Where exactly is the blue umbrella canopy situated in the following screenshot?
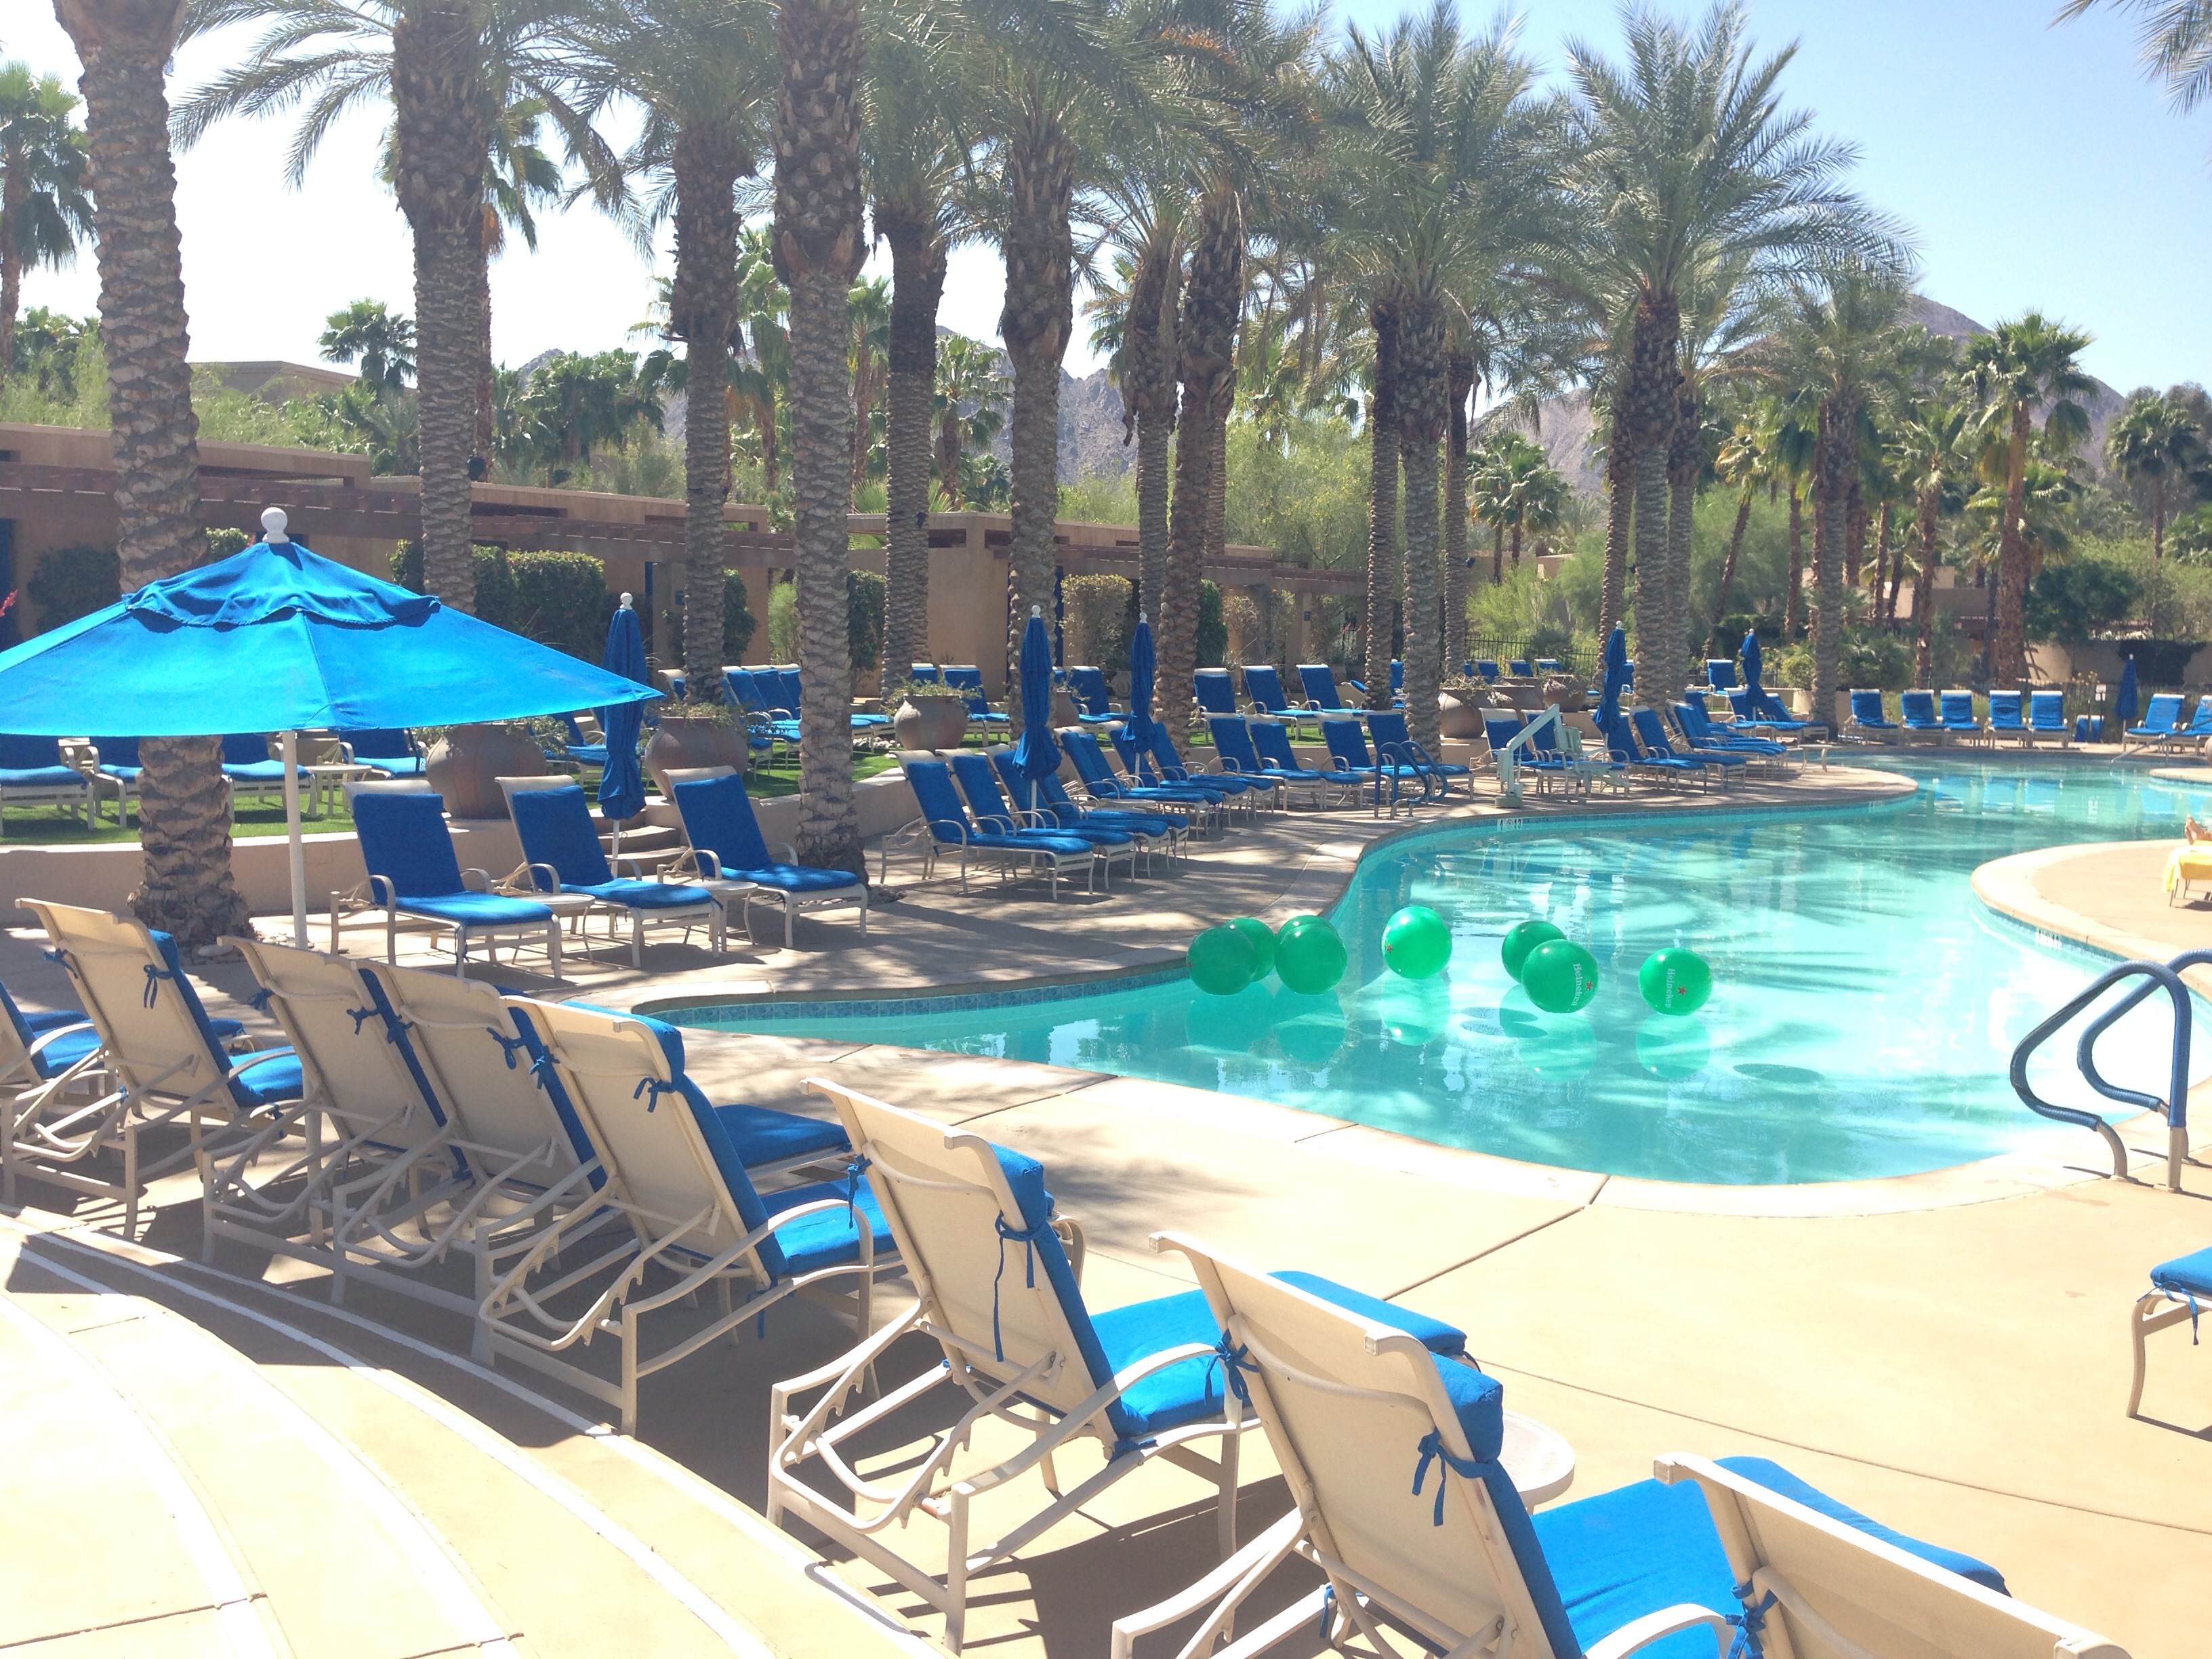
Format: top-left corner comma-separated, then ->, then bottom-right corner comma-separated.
1012,607 -> 1061,779
0,532 -> 661,735
2116,655 -> 2139,735
1595,624 -> 1629,744
1125,615 -> 1158,756
595,598 -> 649,822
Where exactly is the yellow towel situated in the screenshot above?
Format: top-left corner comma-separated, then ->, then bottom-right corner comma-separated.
2163,845 -> 2212,895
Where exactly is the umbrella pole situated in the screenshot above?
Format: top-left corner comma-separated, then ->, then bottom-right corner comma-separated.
281,730 -> 308,947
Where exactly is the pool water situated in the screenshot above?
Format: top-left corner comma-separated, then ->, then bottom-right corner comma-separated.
671,757 -> 2212,1185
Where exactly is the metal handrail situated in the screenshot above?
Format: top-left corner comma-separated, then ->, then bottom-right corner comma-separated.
2011,952 -> 2200,1190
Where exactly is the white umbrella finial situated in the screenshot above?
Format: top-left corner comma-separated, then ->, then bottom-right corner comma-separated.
261,507 -> 290,544
1139,611 -> 1149,625
619,592 -> 634,609
1031,604 -> 1042,619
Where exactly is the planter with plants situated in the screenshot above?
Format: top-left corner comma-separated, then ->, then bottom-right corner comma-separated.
645,698 -> 749,794
1437,680 -> 1494,739
882,678 -> 971,751
420,721 -> 551,819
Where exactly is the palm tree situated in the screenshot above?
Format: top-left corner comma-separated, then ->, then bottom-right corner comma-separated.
1442,342 -> 1473,670
319,298 -> 417,389
846,274 -> 891,499
1556,2 -> 1896,683
2056,1 -> 2212,111
2107,388 -> 2204,580
0,63 -> 94,383
1959,312 -> 2094,682
731,224 -> 790,495
1705,401 -> 1767,651
932,333 -> 1006,510
176,0 -> 602,613
56,0 -> 248,948
775,0 -> 867,872
1890,396 -> 1974,686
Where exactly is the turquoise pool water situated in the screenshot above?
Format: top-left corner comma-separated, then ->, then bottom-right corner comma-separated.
669,758 -> 2212,1185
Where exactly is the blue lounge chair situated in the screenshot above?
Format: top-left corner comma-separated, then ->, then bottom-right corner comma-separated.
896,756 -> 1105,897
1366,710 -> 1471,796
1065,665 -> 1126,725
1240,663 -> 1315,735
726,669 -> 799,756
941,665 -> 1010,727
1208,716 -> 1355,808
78,735 -> 142,823
1389,658 -> 1405,699
1845,689 -> 1898,739
1119,723 -> 1275,813
2182,693 -> 2212,745
1671,701 -> 1790,775
774,1082 -> 1482,1652
1472,659 -> 1500,682
1633,705 -> 1748,783
11,899 -> 302,1235
1601,709 -> 1713,789
1296,663 -> 1366,716
1192,668 -> 1240,717
1060,729 -> 1226,830
910,662 -> 941,683
1532,657 -> 1561,675
1321,717 -> 1425,784
1483,712 -> 1572,796
219,732 -> 312,804
668,770 -> 869,947
342,727 -> 430,779
348,790 -> 563,975
1099,728 -> 1235,807
2028,689 -> 2072,745
1723,687 -> 1814,734
951,751 -> 1138,883
991,752 -> 1183,867
1985,689 -> 2028,743
0,733 -> 92,825
2126,691 -> 2187,752
1245,719 -> 1368,800
1507,657 -> 1533,676
544,716 -> 607,771
1706,658 -> 1741,693
2131,1242 -> 2212,1417
506,782 -> 725,965
764,665 -> 891,737
1939,690 -> 1983,741
1118,1234 -> 2068,1659
1900,689 -> 1944,738
1,975 -> 241,1092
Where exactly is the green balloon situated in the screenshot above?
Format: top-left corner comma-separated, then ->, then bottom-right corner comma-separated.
1274,915 -> 1348,995
1637,947 -> 1714,1015
1227,916 -> 1277,979
1521,939 -> 1599,1013
1187,924 -> 1258,996
1382,905 -> 1453,979
1500,919 -> 1565,982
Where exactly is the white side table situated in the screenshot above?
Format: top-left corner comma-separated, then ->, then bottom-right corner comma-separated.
1500,1410 -> 1576,1506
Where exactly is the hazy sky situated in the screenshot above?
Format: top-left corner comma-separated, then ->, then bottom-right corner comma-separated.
7,0 -> 2209,393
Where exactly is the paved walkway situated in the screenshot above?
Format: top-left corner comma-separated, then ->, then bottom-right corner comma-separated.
3,762 -> 2207,1658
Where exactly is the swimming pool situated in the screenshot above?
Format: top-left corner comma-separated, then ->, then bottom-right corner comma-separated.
666,757 -> 2212,1185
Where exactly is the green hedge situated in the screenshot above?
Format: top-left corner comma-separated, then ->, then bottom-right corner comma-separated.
848,569 -> 885,672
26,544 -> 119,631
392,543 -> 617,659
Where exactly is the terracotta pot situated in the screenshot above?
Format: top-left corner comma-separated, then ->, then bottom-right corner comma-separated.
1438,692 -> 1486,741
644,716 -> 747,797
895,695 -> 970,751
426,723 -> 546,819
1540,676 -> 1588,713
1051,687 -> 1082,729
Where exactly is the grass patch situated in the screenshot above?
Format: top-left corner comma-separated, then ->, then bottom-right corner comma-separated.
1,791 -> 363,845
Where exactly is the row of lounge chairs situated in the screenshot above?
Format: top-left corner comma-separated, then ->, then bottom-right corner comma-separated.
0,939 -> 2135,1655
0,729 -> 429,827
1843,687 -> 2212,751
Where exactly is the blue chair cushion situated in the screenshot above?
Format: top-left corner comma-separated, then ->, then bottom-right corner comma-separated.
0,766 -> 85,789
226,1048 -> 304,1110
394,892 -> 555,926
565,878 -> 718,911
1270,1270 -> 1468,1358
1713,1456 -> 2007,1594
726,864 -> 863,895
1532,1473 -> 1729,1658
712,1102 -> 851,1167
355,793 -> 468,897
762,1179 -> 896,1277
2152,1245 -> 2212,1300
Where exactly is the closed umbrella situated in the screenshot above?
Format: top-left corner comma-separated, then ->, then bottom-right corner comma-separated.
1126,613 -> 1158,759
2114,654 -> 2139,744
1741,627 -> 1784,722
595,596 -> 649,840
1596,623 -> 1630,747
0,509 -> 661,945
1012,606 -> 1061,780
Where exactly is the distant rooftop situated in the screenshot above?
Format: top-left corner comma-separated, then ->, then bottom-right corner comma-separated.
192,360 -> 359,403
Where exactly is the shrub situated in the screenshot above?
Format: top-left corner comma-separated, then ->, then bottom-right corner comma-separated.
1197,579 -> 1227,668
390,542 -> 617,659
848,569 -> 886,672
722,571 -> 756,660
26,544 -> 118,632
1063,573 -> 1132,673
766,579 -> 798,661
207,527 -> 251,559
2025,560 -> 2141,645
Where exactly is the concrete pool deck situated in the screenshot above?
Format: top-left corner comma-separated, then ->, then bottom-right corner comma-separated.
2,756 -> 2207,1658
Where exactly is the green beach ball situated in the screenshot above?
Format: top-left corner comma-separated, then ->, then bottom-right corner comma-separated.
1187,924 -> 1258,996
1274,915 -> 1349,995
1382,905 -> 1452,979
1521,939 -> 1600,1013
1500,919 -> 1564,982
1227,916 -> 1277,979
1637,947 -> 1714,1015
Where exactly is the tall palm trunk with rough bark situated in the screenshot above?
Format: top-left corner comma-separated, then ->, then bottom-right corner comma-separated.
998,91 -> 1074,736
1912,484 -> 1939,687
0,168 -> 25,378
1625,294 -> 1679,689
1599,417 -> 1631,643
1122,231 -> 1180,632
1362,298 -> 1399,707
392,3 -> 489,613
775,0 -> 866,873
672,127 -> 745,687
1993,409 -> 2032,682
1811,397 -> 1852,726
1443,354 -> 1471,674
1164,187 -> 1238,755
1707,488 -> 1750,653
1395,292 -> 1445,752
1660,383 -> 1698,697
878,203 -> 946,680
1784,483 -> 1803,638
58,0 -> 247,947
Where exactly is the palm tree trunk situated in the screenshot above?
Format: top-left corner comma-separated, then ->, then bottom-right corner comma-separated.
1626,293 -> 1679,694
1994,412 -> 2030,682
1784,484 -> 1803,639
1599,417 -> 1631,642
879,203 -> 946,682
2149,476 -> 2165,637
998,91 -> 1074,739
474,215 -> 495,465
1363,298 -> 1399,708
0,163 -> 23,381
1396,291 -> 1445,752
1872,501 -> 1895,627
1707,490 -> 1751,655
392,3 -> 488,613
1164,186 -> 1240,755
1912,485 -> 1938,687
1443,353 -> 1472,674
672,129 -> 745,691
1811,397 -> 1851,726
1661,382 -> 1698,698
775,0 -> 867,873
1122,228 -> 1179,628
1491,523 -> 1504,585
58,0 -> 247,947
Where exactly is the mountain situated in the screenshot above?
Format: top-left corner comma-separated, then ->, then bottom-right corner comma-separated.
979,357 -> 1132,483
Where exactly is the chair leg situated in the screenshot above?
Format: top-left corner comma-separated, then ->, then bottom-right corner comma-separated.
785,898 -> 794,951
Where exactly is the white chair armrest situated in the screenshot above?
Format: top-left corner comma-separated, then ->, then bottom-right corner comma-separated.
613,855 -> 649,878
1583,1605 -> 1733,1659
460,867 -> 493,893
771,840 -> 799,864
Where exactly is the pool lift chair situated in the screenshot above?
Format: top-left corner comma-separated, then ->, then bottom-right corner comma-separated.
1494,705 -> 1617,806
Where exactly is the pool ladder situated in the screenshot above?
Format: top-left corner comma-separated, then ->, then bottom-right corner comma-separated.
2010,947 -> 2205,1191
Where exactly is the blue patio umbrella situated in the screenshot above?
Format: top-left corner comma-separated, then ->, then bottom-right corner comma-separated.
1595,623 -> 1629,746
2115,654 -> 2139,741
595,596 -> 649,827
1012,606 -> 1061,780
1125,613 -> 1159,758
1741,627 -> 1784,722
0,510 -> 661,943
